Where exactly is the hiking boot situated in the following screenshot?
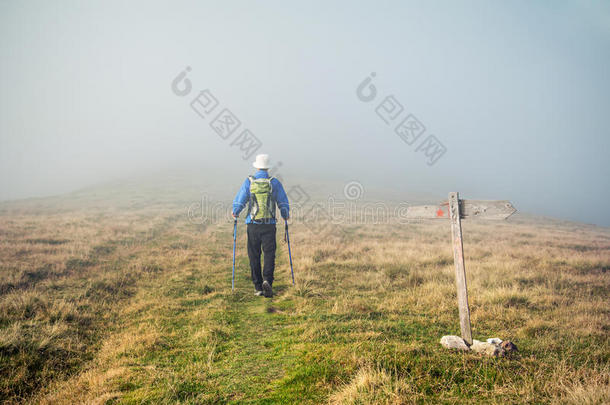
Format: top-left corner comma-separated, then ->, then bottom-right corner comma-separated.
262,280 -> 273,298
254,290 -> 264,297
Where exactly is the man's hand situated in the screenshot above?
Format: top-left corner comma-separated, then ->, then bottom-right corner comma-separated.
232,213 -> 238,219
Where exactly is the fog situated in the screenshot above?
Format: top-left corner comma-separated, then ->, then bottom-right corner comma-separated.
1,1 -> 609,225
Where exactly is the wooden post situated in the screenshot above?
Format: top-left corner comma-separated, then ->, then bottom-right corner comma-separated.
448,192 -> 472,345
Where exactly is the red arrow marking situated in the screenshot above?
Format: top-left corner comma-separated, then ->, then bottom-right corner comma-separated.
436,208 -> 445,217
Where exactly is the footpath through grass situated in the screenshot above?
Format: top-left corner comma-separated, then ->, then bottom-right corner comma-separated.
37,220 -> 340,404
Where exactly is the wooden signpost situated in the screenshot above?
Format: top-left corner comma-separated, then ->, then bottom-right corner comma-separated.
406,192 -> 516,345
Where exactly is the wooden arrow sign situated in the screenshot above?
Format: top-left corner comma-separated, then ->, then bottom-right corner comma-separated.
405,193 -> 517,346
406,199 -> 516,220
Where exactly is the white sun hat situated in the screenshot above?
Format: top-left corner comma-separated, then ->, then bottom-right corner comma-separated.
252,154 -> 270,169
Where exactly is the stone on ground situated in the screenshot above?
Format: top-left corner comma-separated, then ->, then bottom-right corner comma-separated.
440,335 -> 517,357
471,341 -> 505,357
440,335 -> 470,351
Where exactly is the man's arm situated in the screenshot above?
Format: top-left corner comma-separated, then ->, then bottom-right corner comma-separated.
232,178 -> 250,218
272,178 -> 290,220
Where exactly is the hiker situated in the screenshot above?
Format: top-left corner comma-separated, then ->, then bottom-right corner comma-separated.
232,154 -> 290,297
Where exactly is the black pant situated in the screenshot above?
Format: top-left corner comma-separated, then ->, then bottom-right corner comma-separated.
247,223 -> 276,290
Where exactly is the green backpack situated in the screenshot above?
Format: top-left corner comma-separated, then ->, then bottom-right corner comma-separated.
248,176 -> 276,221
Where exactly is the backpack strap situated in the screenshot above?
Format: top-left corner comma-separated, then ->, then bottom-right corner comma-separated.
247,176 -> 254,214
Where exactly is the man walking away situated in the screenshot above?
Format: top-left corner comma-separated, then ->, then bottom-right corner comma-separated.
232,154 -> 290,297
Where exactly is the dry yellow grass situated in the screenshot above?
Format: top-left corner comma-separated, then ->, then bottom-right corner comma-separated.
0,191 -> 608,403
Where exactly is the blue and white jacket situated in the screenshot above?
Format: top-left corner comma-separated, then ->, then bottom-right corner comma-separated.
232,170 -> 290,224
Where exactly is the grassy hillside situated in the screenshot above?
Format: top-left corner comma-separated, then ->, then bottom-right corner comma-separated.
0,189 -> 608,404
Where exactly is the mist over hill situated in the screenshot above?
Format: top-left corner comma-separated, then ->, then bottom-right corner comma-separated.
1,2 -> 609,226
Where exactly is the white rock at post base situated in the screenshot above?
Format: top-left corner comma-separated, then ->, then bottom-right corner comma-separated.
440,335 -> 470,351
471,341 -> 504,357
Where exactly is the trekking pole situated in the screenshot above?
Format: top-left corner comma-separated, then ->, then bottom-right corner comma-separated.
232,218 -> 237,291
284,221 -> 295,285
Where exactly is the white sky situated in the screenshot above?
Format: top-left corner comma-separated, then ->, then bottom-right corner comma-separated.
1,0 -> 609,225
